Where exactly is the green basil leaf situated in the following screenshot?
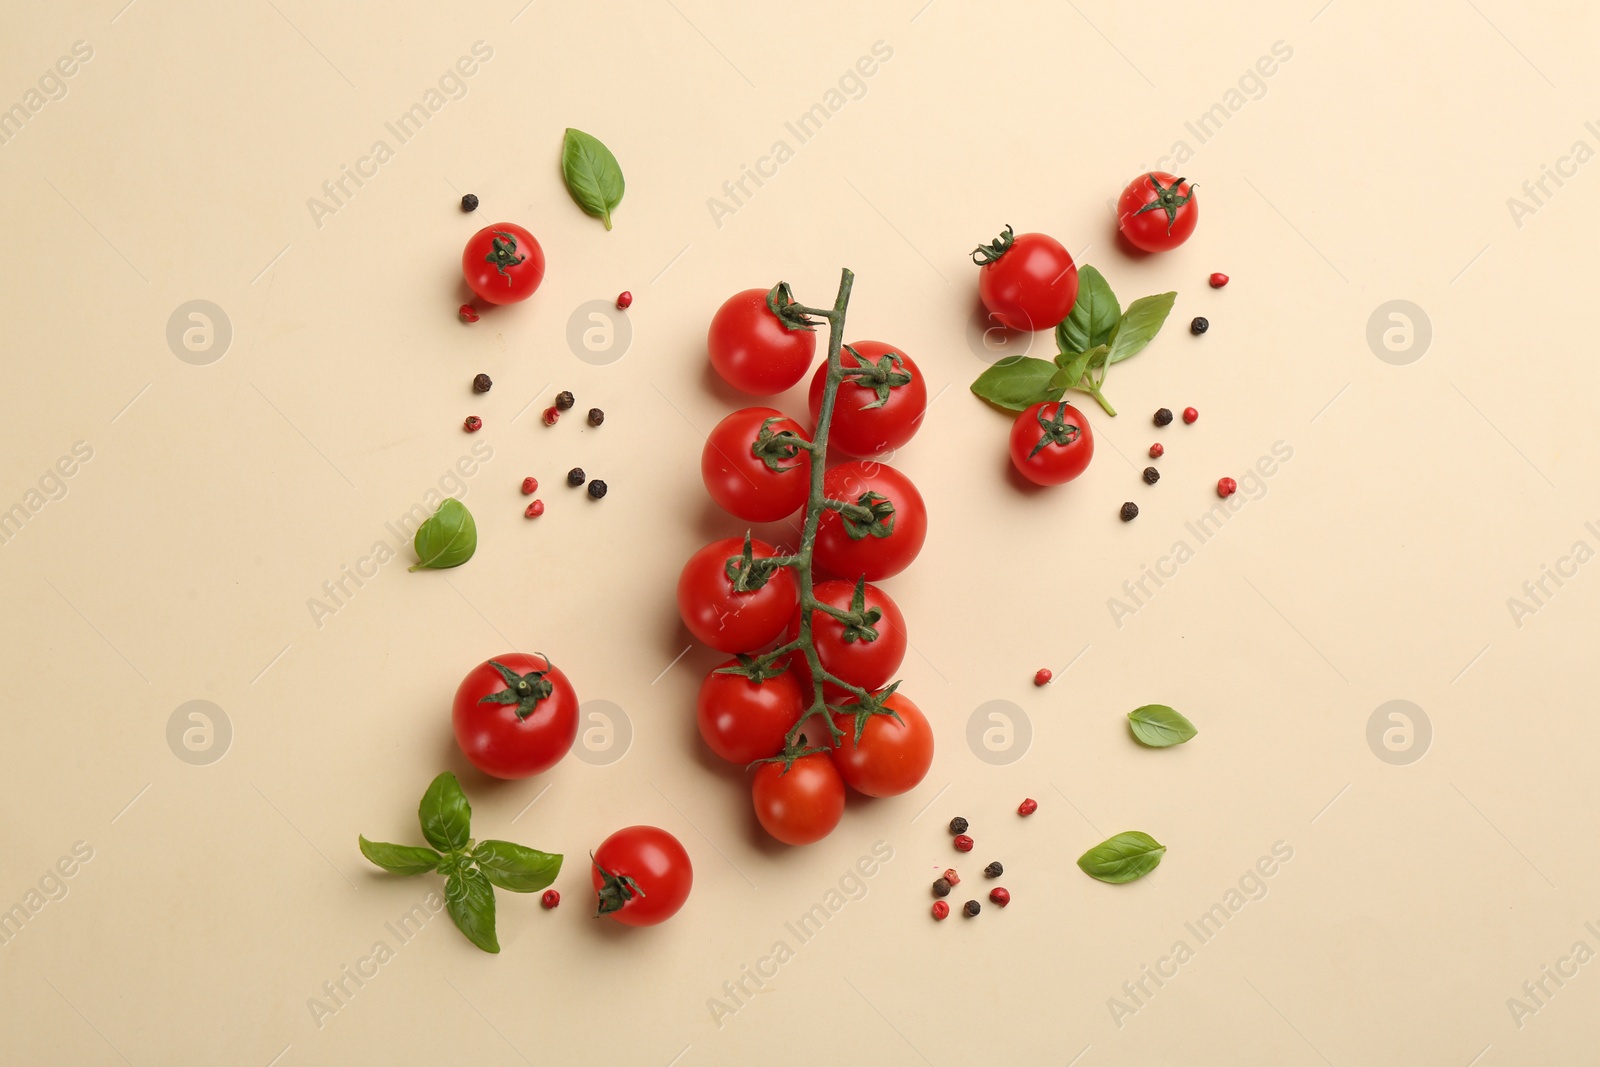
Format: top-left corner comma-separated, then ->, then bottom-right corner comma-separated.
561,128 -> 625,230
418,772 -> 472,852
444,866 -> 499,953
970,356 -> 1059,411
409,498 -> 476,571
1077,831 -> 1166,884
1057,265 -> 1120,353
1051,344 -> 1108,392
358,836 -> 442,875
1127,705 -> 1197,747
1107,291 -> 1177,365
471,841 -> 563,893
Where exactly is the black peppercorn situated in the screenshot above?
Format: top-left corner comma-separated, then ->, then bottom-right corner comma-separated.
932,878 -> 951,898
461,193 -> 479,212
554,391 -> 575,411
587,407 -> 605,427
1143,466 -> 1160,485
963,900 -> 981,917
949,817 -> 968,835
1120,501 -> 1139,522
984,861 -> 1003,878
587,479 -> 607,499
1154,407 -> 1173,427
472,373 -> 492,393
567,467 -> 586,487
1190,316 -> 1209,335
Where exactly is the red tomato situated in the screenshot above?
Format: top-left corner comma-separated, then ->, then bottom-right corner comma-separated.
1117,172 -> 1199,253
752,753 -> 845,845
708,286 -> 818,395
786,579 -> 906,699
808,342 -> 927,458
462,223 -> 545,304
1009,401 -> 1095,486
973,227 -> 1079,332
813,461 -> 927,581
696,661 -> 806,764
677,537 -> 798,653
451,653 -> 579,779
701,407 -> 813,523
591,825 -> 693,926
830,691 -> 934,797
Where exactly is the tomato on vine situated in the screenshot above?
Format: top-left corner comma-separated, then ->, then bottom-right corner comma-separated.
971,225 -> 1079,332
701,407 -> 812,523
591,825 -> 693,926
786,578 -> 906,699
677,536 -> 798,653
751,749 -> 846,845
1117,173 -> 1198,253
808,341 -> 926,458
696,657 -> 806,764
451,653 -> 579,779
462,223 -> 545,304
1010,401 -> 1095,486
830,688 -> 933,797
708,284 -> 819,395
813,461 -> 926,581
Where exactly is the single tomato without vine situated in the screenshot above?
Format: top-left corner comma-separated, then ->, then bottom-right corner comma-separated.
1117,173 -> 1198,253
752,752 -> 846,845
972,226 -> 1079,332
830,691 -> 934,798
701,407 -> 812,523
462,223 -> 545,304
451,653 -> 579,779
786,578 -> 906,699
708,285 -> 818,395
813,461 -> 927,582
809,341 -> 926,458
677,537 -> 798,653
591,825 -> 693,926
1010,401 -> 1095,486
696,660 -> 806,764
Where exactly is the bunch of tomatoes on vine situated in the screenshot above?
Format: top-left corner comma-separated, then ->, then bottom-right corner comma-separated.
678,271 -> 935,845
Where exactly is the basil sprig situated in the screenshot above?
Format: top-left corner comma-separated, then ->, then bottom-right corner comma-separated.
360,772 -> 562,953
561,128 -> 625,230
409,498 -> 477,571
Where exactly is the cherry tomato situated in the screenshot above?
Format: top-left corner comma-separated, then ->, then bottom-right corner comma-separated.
813,461 -> 927,582
752,753 -> 845,845
830,691 -> 934,798
1009,401 -> 1095,486
1117,172 -> 1199,253
462,223 -> 545,305
451,653 -> 579,779
786,579 -> 906,699
808,342 -> 927,458
708,286 -> 818,395
973,227 -> 1079,332
591,825 -> 693,926
696,660 -> 806,764
701,407 -> 813,523
677,537 -> 798,653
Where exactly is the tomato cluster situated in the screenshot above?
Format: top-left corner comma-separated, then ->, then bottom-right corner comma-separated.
684,280 -> 935,846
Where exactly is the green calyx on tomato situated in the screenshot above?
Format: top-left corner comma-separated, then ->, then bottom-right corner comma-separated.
479,658 -> 556,721
969,223 -> 1016,266
724,533 -> 788,592
1131,174 -> 1197,234
832,681 -> 905,745
819,576 -> 882,644
839,345 -> 913,410
748,732 -> 833,774
766,280 -> 819,332
714,652 -> 792,684
832,490 -> 896,541
592,852 -> 647,916
1028,402 -> 1085,458
751,416 -> 809,473
484,231 -> 527,276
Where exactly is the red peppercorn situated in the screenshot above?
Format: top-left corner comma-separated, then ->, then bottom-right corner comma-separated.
541,889 -> 559,909
1182,406 -> 1198,424
989,887 -> 1011,907
616,291 -> 633,309
953,834 -> 974,853
1209,272 -> 1229,288
1217,477 -> 1237,498
521,476 -> 538,495
1034,668 -> 1052,687
542,406 -> 560,426
943,867 -> 961,887
1148,442 -> 1164,459
463,416 -> 482,432
458,304 -> 479,323
525,500 -> 545,518
931,900 -> 950,920
1017,798 -> 1038,816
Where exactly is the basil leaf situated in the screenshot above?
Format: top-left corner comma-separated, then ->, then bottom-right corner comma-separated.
1078,831 -> 1166,884
409,498 -> 476,571
471,840 -> 563,893
1127,705 -> 1197,747
444,866 -> 499,953
970,356 -> 1059,411
1108,291 -> 1176,365
1057,265 -> 1120,353
358,836 -> 442,876
561,128 -> 625,230
418,772 -> 472,852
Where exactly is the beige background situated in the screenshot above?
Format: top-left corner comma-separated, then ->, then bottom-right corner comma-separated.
2,0 -> 1596,1063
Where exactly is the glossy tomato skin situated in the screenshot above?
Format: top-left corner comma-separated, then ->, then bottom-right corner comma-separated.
591,826 -> 693,926
830,692 -> 934,798
786,579 -> 907,699
701,407 -> 813,523
451,653 -> 578,779
978,232 -> 1079,332
696,661 -> 806,764
808,342 -> 927,458
677,537 -> 798,653
1117,172 -> 1199,253
708,288 -> 817,395
462,223 -> 545,304
813,461 -> 927,582
752,754 -> 846,845
1009,401 -> 1095,486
